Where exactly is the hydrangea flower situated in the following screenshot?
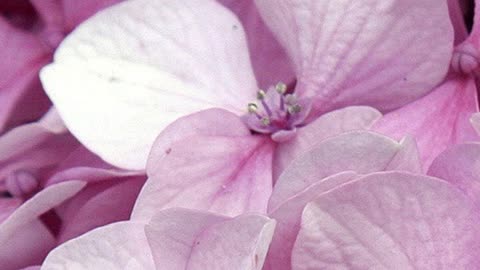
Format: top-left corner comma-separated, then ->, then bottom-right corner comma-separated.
40,0 -> 453,171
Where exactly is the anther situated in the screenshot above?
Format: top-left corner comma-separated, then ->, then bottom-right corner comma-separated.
248,103 -> 258,113
257,90 -> 266,100
288,104 -> 302,114
261,117 -> 271,126
275,82 -> 287,94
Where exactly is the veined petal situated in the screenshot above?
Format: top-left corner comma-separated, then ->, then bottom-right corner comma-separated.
291,172 -> 480,269
40,0 -> 257,170
273,106 -> 381,180
428,143 -> 480,208
255,0 -> 453,113
132,135 -> 274,222
265,172 -> 359,270
270,131 -> 421,211
41,221 -> 155,270
57,177 -> 145,243
373,76 -> 479,171
145,208 -> 275,270
218,0 -> 294,88
147,108 -> 250,176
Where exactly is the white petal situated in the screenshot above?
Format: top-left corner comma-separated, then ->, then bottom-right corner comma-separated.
41,0 -> 257,169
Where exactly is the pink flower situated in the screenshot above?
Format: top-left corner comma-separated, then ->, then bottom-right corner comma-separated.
40,0 -> 453,171
40,128 -> 480,269
40,208 -> 275,270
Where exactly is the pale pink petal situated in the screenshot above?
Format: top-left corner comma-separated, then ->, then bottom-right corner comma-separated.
428,142 -> 480,207
0,108 -> 79,184
0,17 -> 51,132
46,146 -> 141,186
273,106 -> 381,179
57,177 -> 145,243
41,0 -> 257,170
448,0 -> 469,44
291,172 -> 480,269
270,131 -> 421,210
373,76 -> 479,171
29,0 -> 65,48
147,108 -> 250,176
0,219 -> 55,270
265,172 -> 359,270
0,198 -> 21,223
41,221 -> 155,270
218,0 -> 294,88
132,135 -> 273,222
145,208 -> 275,270
0,181 -> 86,270
0,181 -> 85,238
254,0 -> 453,113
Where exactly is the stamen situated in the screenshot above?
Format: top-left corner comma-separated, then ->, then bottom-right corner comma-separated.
288,104 -> 302,114
275,82 -> 287,94
261,117 -> 271,126
248,103 -> 258,113
243,81 -> 311,142
257,90 -> 266,100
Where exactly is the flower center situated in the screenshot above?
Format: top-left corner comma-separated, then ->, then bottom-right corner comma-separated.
242,82 -> 311,142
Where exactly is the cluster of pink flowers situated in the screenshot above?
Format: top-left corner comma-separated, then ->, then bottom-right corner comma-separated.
1,0 -> 480,269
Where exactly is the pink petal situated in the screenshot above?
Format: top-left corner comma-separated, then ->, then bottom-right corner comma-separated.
0,17 -> 51,132
57,176 -> 145,243
270,131 -> 421,211
61,0 -> 124,32
41,0 -> 257,170
428,142 -> 480,207
373,76 -> 479,171
0,198 -> 21,222
145,208 -> 275,270
0,181 -> 85,238
254,0 -> 453,114
46,146 -> 141,186
41,221 -> 155,269
274,106 -> 381,179
0,219 -> 55,270
0,181 -> 86,270
291,172 -> 480,269
29,0 -> 65,48
0,108 -> 79,185
447,0 -> 469,44
132,135 -> 274,221
218,0 -> 295,88
147,108 -> 251,176
265,172 -> 359,270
